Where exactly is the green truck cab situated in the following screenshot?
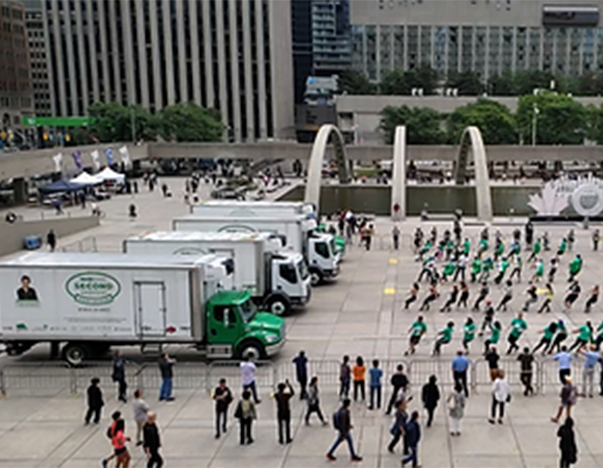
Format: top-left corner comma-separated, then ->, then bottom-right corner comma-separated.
317,223 -> 346,255
206,289 -> 285,360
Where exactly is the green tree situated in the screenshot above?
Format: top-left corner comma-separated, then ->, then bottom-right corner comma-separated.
88,102 -> 158,142
487,72 -> 515,96
585,104 -> 603,143
446,70 -> 484,96
380,69 -> 411,95
338,69 -> 376,95
379,105 -> 446,144
516,91 -> 587,145
159,103 -> 224,142
446,98 -> 517,144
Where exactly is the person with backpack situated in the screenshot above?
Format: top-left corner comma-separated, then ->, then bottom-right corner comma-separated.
234,390 -> 257,445
387,398 -> 408,454
552,377 -> 578,423
402,411 -> 421,467
85,377 -> 104,425
339,355 -> 351,399
305,376 -> 327,425
326,398 -> 362,462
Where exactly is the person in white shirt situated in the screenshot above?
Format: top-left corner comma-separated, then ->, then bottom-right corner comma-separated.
132,389 -> 150,446
240,354 -> 261,403
453,254 -> 468,282
489,369 -> 510,425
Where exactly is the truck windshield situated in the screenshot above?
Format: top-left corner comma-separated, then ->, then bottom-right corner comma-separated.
239,300 -> 257,323
297,260 -> 309,280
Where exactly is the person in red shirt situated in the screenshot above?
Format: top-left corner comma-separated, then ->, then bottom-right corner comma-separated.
112,418 -> 131,468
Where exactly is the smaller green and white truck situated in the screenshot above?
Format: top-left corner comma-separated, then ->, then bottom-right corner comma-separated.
0,252 -> 285,365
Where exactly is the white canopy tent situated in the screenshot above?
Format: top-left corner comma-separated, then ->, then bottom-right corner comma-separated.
96,166 -> 126,182
70,171 -> 103,185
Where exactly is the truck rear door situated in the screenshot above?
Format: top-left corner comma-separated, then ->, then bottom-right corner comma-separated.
135,282 -> 166,337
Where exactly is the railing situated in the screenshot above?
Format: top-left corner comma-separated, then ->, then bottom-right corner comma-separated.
0,356 -> 580,398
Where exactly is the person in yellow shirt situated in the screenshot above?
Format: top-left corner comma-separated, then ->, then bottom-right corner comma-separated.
352,356 -> 366,402
537,283 -> 554,313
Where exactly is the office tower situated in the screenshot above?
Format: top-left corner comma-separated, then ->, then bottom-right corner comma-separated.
23,0 -> 49,117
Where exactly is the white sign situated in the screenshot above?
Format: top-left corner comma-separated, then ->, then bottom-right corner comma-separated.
529,174 -> 603,217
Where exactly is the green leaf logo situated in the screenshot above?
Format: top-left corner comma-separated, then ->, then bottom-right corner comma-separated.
65,272 -> 122,306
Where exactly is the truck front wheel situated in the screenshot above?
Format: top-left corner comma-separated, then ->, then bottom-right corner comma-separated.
62,342 -> 90,367
264,294 -> 290,316
236,340 -> 266,360
309,268 -> 323,287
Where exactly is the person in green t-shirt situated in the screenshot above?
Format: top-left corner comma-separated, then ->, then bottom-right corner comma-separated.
462,238 -> 471,256
470,257 -> 481,283
568,254 -> 583,282
479,257 -> 493,283
528,238 -> 541,262
557,238 -> 567,256
569,321 -> 593,352
506,313 -> 528,354
532,321 -> 559,355
433,321 -> 454,356
405,315 -> 427,356
462,317 -> 476,354
484,321 -> 502,355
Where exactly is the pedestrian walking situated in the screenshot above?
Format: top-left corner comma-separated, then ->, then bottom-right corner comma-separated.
497,280 -> 514,311
557,417 -> 578,468
352,356 -> 366,402
368,359 -> 383,410
387,398 -> 408,454
485,346 -> 500,382
405,315 -> 427,355
273,380 -> 295,444
112,351 -> 127,403
240,354 -> 261,403
101,411 -> 121,468
522,283 -> 538,312
517,347 -> 535,396
462,317 -> 476,353
440,284 -> 459,312
554,346 -> 573,384
580,345 -> 600,398
46,229 -> 57,252
234,390 -> 257,445
132,389 -> 150,445
433,321 -> 454,356
305,376 -> 327,425
327,398 -> 362,461
537,283 -> 554,313
404,283 -> 420,309
584,285 -> 599,313
564,281 -> 581,310
457,281 -> 469,308
111,418 -> 131,468
569,321 -> 593,352
85,377 -> 104,425
421,375 -> 440,427
533,321 -> 559,354
472,283 -> 489,311
212,378 -> 233,438
451,350 -> 470,397
593,229 -> 600,251
447,383 -> 466,436
392,225 -> 400,250
292,350 -> 308,399
143,412 -> 163,468
551,377 -> 578,423
339,355 -> 351,399
489,370 -> 510,425
158,354 -> 175,401
401,411 -> 421,467
551,320 -> 569,354
506,313 -> 528,354
386,364 -> 409,415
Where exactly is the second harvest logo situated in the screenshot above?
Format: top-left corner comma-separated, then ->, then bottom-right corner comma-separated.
66,272 -> 121,306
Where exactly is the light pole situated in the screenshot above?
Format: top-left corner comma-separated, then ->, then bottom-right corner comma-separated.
130,107 -> 136,143
532,105 -> 539,146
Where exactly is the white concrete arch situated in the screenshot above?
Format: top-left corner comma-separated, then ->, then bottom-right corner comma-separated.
454,126 -> 493,222
391,125 -> 406,221
304,124 -> 351,211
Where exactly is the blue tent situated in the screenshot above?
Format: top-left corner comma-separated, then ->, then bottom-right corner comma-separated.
39,180 -> 85,194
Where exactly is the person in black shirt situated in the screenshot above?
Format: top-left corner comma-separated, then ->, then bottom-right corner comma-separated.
84,377 -> 104,424
16,275 -> 38,301
485,347 -> 500,382
517,347 -> 534,396
386,364 -> 409,415
273,380 -> 295,444
158,354 -> 176,401
143,412 -> 163,468
213,378 -> 233,438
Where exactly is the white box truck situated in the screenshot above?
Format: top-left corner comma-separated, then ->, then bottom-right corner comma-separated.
0,252 -> 285,365
173,214 -> 340,286
123,231 -> 311,316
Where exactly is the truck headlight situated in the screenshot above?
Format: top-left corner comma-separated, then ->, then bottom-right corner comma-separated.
265,334 -> 279,344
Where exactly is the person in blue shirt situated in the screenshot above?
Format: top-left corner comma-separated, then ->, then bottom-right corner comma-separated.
580,345 -> 600,398
402,411 -> 421,468
368,359 -> 383,410
292,350 -> 308,400
451,350 -> 470,397
554,346 -> 573,384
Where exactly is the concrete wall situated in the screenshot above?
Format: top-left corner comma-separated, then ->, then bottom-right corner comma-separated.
0,215 -> 100,257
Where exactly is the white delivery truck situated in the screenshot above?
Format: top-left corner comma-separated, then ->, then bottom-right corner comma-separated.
123,231 -> 311,316
173,214 -> 340,286
0,252 -> 285,365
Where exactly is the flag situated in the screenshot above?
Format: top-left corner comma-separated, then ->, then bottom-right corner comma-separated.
104,148 -> 114,166
90,150 -> 100,171
72,151 -> 82,170
118,145 -> 131,167
52,153 -> 63,173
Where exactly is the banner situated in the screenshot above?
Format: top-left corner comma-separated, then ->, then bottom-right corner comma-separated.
90,150 -> 100,171
118,145 -> 131,167
72,151 -> 82,170
104,148 -> 114,166
52,153 -> 63,173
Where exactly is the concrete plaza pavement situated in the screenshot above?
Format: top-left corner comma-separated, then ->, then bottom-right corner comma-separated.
1,179 -> 603,466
